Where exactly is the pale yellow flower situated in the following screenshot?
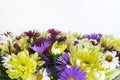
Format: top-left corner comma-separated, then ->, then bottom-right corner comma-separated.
15,36 -> 31,50
100,35 -> 120,51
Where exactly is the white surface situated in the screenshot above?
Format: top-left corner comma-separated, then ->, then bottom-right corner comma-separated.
0,0 -> 120,37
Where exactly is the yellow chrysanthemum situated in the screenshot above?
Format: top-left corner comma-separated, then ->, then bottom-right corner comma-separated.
100,35 -> 120,51
5,49 -> 45,80
70,45 -> 104,80
113,39 -> 120,51
100,35 -> 116,49
51,41 -> 67,55
70,45 -> 102,70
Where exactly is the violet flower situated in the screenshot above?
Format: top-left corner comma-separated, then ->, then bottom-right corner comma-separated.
84,33 -> 102,42
58,66 -> 86,80
31,38 -> 50,53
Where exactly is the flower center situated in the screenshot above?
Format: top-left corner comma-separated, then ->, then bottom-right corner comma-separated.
105,55 -> 113,62
69,77 -> 76,80
36,74 -> 43,80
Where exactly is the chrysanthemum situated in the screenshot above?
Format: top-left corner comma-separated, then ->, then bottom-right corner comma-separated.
100,51 -> 119,69
87,70 -> 105,80
51,41 -> 67,55
4,49 -> 45,80
100,35 -> 116,49
58,66 -> 86,80
84,33 -> 102,42
70,45 -> 102,71
31,38 -> 50,53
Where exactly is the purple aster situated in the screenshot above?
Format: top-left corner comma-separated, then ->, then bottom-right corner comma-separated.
56,53 -> 70,73
84,33 -> 102,42
24,30 -> 40,38
31,38 -> 50,53
58,66 -> 86,80
47,28 -> 61,35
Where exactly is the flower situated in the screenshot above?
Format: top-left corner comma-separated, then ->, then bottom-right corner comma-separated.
3,49 -> 45,80
100,51 -> 119,69
87,70 -> 105,80
35,68 -> 50,80
84,33 -> 102,42
1,29 -> 120,80
24,30 -> 40,38
56,53 -> 70,72
47,28 -> 61,36
2,54 -> 11,66
15,36 -> 30,50
58,66 -> 86,80
70,45 -> 102,70
31,38 -> 50,53
51,41 -> 67,55
100,35 -> 120,51
0,32 -> 14,43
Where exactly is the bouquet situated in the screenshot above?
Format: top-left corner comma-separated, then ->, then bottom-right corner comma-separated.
0,28 -> 120,80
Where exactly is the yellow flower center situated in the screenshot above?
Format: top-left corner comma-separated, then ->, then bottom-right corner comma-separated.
69,77 -> 76,80
105,55 -> 113,62
36,74 -> 43,80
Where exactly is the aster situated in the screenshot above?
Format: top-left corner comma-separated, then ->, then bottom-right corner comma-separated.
84,33 -> 102,42
24,30 -> 40,38
56,53 -> 70,73
31,38 -> 50,53
58,66 -> 86,80
47,28 -> 61,36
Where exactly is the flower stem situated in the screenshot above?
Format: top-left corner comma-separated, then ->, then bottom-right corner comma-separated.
53,56 -> 57,80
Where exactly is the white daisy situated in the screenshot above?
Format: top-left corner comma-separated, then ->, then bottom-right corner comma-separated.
100,51 -> 119,69
35,68 -> 50,80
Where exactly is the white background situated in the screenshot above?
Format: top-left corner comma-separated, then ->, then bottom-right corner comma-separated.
0,0 -> 120,37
